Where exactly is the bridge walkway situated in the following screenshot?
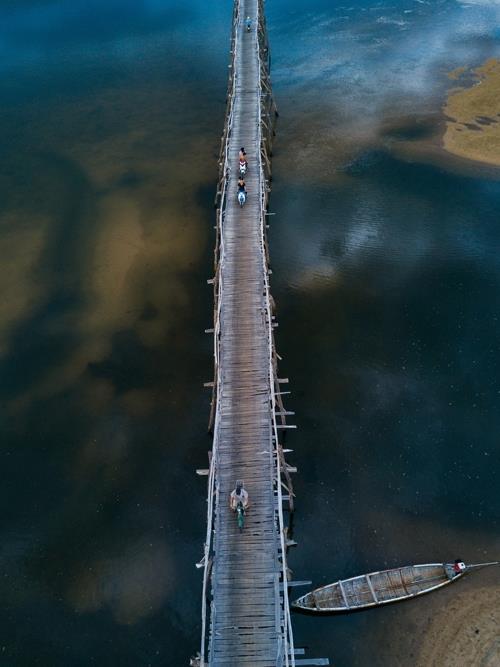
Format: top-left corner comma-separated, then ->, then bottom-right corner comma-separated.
197,2 -> 330,666
209,0 -> 285,664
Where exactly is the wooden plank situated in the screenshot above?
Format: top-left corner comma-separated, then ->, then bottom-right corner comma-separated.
281,580 -> 312,589
365,574 -> 378,603
338,580 -> 350,609
397,567 -> 410,595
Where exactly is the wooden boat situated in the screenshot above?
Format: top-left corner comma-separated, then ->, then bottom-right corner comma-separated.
292,561 -> 499,613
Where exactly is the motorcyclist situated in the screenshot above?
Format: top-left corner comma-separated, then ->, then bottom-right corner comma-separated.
245,16 -> 252,31
230,480 -> 249,510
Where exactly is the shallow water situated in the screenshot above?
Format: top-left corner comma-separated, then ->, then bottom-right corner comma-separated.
1,0 -> 499,665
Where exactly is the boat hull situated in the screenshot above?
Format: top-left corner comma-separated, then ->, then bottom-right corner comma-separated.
292,563 -> 466,613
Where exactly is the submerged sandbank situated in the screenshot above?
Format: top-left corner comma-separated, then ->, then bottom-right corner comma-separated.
443,59 -> 500,167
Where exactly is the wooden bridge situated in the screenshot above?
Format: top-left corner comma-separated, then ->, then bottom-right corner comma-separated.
195,1 -> 329,666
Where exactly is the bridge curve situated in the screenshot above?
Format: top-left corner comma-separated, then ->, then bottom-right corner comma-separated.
196,2 -> 329,666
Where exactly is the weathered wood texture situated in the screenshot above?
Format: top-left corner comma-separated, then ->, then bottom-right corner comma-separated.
198,0 -> 298,666
293,563 -> 500,613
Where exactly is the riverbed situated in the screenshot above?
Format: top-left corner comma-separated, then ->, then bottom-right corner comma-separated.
1,0 -> 499,665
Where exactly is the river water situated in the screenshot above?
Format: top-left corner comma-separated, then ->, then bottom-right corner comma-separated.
1,1 -> 499,665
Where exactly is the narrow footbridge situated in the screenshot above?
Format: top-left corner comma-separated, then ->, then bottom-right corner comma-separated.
196,2 -> 329,666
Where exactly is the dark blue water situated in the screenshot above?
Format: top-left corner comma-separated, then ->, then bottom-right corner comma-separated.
1,1 -> 499,665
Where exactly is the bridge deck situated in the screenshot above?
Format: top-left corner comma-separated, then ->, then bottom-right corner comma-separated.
207,0 -> 290,665
198,3 -> 330,665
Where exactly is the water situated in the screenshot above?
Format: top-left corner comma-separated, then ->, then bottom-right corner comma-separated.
1,1 -> 499,665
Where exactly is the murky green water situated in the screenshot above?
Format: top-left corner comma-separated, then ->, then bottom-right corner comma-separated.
1,1 -> 499,665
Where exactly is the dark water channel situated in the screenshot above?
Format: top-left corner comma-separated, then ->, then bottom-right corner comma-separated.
1,0 -> 499,665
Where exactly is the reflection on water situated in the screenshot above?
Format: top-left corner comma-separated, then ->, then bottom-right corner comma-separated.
67,536 -> 172,624
0,1 -> 232,664
1,0 -> 499,665
270,142 -> 500,667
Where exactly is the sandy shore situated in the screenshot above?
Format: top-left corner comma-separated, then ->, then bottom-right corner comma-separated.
443,59 -> 500,167
360,571 -> 500,667
415,582 -> 500,666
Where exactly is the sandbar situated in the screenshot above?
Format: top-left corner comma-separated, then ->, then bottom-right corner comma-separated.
443,59 -> 500,167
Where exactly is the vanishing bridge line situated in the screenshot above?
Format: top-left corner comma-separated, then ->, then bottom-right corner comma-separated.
195,1 -> 329,666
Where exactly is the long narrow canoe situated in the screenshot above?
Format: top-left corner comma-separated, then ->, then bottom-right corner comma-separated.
292,561 -> 499,613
